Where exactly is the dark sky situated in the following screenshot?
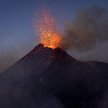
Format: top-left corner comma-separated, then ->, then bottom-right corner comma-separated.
0,0 -> 108,72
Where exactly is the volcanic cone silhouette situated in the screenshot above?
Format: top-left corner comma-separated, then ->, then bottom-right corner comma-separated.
0,44 -> 108,108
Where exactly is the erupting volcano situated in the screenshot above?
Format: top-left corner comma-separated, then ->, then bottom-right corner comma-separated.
36,10 -> 62,49
0,10 -> 108,108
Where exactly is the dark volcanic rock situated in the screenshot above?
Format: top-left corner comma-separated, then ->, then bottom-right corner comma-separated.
0,44 -> 108,108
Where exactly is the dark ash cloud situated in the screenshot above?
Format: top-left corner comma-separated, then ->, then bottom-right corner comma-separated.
60,5 -> 108,51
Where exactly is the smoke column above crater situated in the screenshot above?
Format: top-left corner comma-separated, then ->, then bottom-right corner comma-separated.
60,5 -> 108,51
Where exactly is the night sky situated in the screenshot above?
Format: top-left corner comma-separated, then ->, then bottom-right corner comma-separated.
0,0 -> 108,72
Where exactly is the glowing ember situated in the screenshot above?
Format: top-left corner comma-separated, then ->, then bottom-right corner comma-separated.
41,31 -> 61,49
36,10 -> 62,49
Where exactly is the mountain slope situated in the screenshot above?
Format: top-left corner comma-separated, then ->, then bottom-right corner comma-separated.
0,44 -> 108,108
0,44 -> 73,108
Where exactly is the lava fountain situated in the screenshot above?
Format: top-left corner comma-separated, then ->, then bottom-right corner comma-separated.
36,10 -> 62,49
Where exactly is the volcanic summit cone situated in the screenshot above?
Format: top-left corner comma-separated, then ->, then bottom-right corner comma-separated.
0,44 -> 108,108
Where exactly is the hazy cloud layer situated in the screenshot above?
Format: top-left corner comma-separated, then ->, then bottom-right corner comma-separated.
0,38 -> 36,73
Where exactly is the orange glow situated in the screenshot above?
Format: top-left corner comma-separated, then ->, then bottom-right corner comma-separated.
41,31 -> 61,49
37,10 -> 62,49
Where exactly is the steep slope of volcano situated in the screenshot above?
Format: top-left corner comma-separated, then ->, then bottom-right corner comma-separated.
0,44 -> 108,108
0,44 -> 74,108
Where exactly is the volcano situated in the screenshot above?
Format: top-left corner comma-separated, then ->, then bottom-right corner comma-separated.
0,44 -> 108,108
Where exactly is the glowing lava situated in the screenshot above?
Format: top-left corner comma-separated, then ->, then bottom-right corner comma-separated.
41,31 -> 61,49
37,10 -> 62,49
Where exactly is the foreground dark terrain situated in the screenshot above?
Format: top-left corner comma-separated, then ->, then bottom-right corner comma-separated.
0,44 -> 108,108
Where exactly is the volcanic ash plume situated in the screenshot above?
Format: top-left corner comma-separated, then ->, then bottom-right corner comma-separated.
60,5 -> 108,51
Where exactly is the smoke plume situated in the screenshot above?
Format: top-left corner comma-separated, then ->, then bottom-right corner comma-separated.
61,5 -> 108,51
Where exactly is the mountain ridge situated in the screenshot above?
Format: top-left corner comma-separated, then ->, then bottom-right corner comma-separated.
0,44 -> 108,108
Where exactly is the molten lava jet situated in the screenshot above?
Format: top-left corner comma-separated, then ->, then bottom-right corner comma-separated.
41,31 -> 61,49
37,10 -> 62,49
